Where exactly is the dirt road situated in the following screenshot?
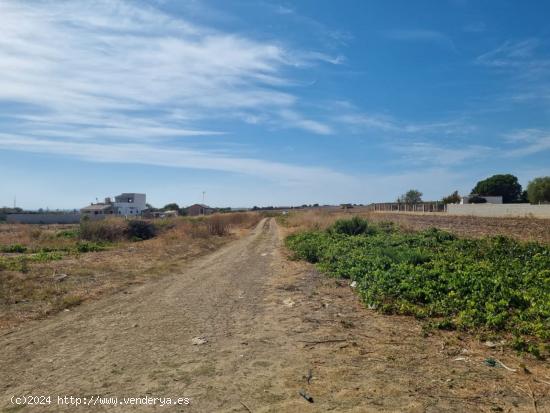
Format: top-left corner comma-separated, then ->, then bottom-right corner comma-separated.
1,219 -> 549,412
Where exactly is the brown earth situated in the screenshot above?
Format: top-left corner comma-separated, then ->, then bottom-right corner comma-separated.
1,218 -> 549,412
362,212 -> 550,244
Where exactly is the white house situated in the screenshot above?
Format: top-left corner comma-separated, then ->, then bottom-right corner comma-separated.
81,193 -> 147,219
113,193 -> 147,216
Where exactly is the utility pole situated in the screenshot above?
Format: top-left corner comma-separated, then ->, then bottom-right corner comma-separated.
202,191 -> 206,203
13,195 -> 16,209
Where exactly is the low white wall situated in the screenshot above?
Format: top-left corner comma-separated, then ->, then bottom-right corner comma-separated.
6,213 -> 81,224
446,204 -> 550,218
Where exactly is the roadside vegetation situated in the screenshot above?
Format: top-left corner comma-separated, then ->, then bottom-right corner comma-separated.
0,212 -> 261,327
286,216 -> 550,358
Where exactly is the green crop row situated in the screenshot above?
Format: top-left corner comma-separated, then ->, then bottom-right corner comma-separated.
0,242 -> 108,272
286,218 -> 550,358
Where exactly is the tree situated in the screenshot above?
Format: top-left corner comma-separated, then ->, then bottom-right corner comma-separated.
527,176 -> 550,204
519,190 -> 529,203
442,190 -> 461,204
145,203 -> 158,212
398,189 -> 423,204
163,203 -> 180,211
471,174 -> 522,203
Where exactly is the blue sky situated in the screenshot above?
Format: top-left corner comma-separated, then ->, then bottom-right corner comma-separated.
1,0 -> 549,209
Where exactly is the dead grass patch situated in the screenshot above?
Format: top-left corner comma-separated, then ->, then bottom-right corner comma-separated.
0,212 -> 261,328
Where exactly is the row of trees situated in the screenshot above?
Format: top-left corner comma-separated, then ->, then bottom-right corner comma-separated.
398,174 -> 550,205
149,203 -> 234,215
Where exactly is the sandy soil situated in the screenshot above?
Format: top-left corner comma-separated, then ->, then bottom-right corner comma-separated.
1,219 -> 549,412
362,212 -> 550,244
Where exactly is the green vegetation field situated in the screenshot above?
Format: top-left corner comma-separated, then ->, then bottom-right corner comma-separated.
286,217 -> 550,357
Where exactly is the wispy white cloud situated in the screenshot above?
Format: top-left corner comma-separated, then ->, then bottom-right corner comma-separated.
503,129 -> 550,156
279,110 -> 333,135
336,113 -> 476,136
392,142 -> 491,166
0,133 -> 351,186
0,0 -> 343,183
267,2 -> 353,48
476,39 -> 550,78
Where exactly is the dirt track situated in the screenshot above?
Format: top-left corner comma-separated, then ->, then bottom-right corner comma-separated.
1,219 -> 549,412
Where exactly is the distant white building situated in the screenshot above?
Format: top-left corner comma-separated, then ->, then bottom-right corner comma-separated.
81,193 -> 147,219
460,195 -> 503,204
113,193 -> 146,216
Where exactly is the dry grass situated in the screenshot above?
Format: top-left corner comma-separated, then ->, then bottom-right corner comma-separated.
278,209 -> 341,232
279,208 -> 550,243
0,212 -> 261,328
0,223 -> 79,252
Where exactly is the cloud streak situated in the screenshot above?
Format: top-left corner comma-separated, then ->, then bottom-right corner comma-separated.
0,0 -> 339,180
0,133 -> 351,187
476,39 -> 550,79
336,113 -> 475,136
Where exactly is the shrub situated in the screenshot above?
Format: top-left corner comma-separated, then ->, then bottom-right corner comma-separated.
469,195 -> 487,204
1,244 -> 27,253
80,219 -> 127,242
126,220 -> 157,240
330,216 -> 374,236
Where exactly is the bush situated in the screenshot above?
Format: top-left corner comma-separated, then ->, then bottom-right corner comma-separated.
1,244 -> 27,253
80,219 -> 127,242
80,219 -> 157,242
469,195 -> 487,204
330,216 -> 374,236
126,220 -> 157,240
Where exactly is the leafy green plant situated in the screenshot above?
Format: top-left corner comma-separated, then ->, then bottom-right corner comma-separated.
32,251 -> 63,262
286,218 -> 550,357
56,229 -> 80,238
75,241 -> 106,253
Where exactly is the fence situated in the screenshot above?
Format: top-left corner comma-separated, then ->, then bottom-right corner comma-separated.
366,202 -> 446,213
